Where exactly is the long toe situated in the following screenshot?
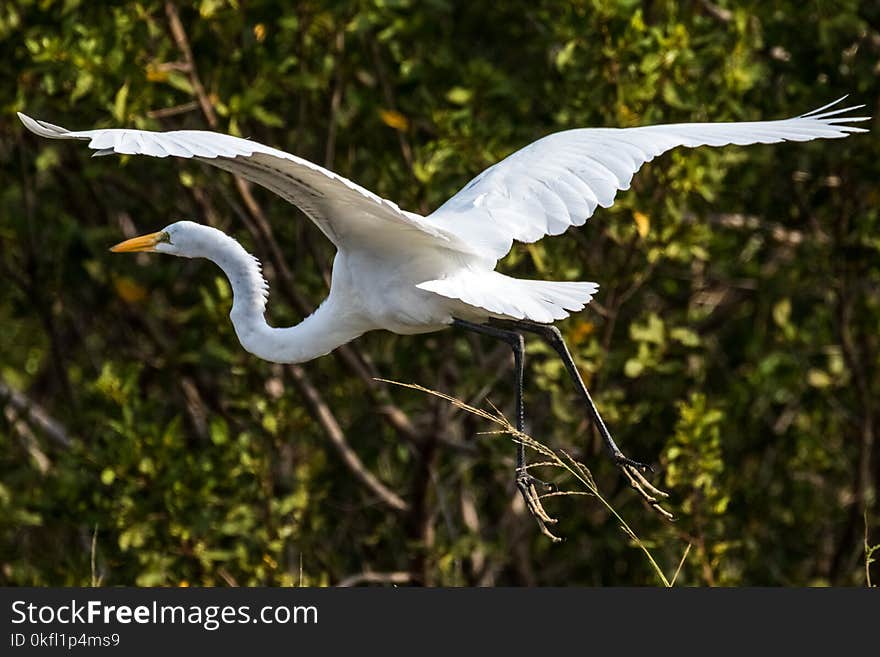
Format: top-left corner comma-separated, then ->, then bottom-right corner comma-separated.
516,479 -> 563,542
614,454 -> 654,474
518,472 -> 557,492
620,464 -> 674,521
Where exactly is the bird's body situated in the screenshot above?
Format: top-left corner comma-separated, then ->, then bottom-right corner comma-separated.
18,99 -> 868,535
19,99 -> 867,354
181,223 -> 478,364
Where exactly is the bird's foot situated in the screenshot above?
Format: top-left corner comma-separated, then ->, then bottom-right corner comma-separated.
615,454 -> 654,474
520,471 -> 558,492
613,453 -> 674,521
516,472 -> 563,542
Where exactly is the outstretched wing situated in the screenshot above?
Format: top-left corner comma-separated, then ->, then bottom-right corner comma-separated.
423,98 -> 869,261
17,113 -> 461,252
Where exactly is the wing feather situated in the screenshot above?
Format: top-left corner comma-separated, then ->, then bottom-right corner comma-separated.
423,98 -> 869,260
17,113 -> 463,252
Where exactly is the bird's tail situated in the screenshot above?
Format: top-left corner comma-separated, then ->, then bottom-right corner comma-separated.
417,271 -> 598,323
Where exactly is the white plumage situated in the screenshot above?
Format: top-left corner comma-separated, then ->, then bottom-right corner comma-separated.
17,98 -> 868,351
417,273 -> 598,324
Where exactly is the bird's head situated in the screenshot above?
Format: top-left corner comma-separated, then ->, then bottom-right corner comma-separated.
110,220 -> 216,259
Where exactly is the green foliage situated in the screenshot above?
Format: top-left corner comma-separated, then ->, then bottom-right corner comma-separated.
1,0 -> 878,586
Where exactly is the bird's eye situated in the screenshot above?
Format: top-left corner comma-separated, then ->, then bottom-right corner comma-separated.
158,231 -> 171,244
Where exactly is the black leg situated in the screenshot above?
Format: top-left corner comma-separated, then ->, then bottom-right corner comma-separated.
499,319 -> 671,517
453,319 -> 525,465
453,319 -> 561,539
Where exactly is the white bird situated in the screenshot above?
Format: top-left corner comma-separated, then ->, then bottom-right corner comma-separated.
18,99 -> 868,534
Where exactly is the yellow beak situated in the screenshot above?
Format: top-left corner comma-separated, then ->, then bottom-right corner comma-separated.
110,231 -> 165,253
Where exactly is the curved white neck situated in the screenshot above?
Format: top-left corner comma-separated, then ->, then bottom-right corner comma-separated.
194,228 -> 363,364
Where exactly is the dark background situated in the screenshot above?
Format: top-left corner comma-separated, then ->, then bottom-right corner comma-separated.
1,0 -> 877,586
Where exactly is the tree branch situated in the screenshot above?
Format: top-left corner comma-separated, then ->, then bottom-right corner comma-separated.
287,365 -> 409,514
0,378 -> 73,449
164,2 -> 217,128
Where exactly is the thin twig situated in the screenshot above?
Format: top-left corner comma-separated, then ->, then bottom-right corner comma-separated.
90,525 -> 101,587
164,1 -> 217,127
866,511 -> 877,588
337,571 -> 412,587
146,101 -> 200,119
670,543 -> 693,587
217,567 -> 239,587
699,0 -> 733,23
5,403 -> 51,474
0,378 -> 72,448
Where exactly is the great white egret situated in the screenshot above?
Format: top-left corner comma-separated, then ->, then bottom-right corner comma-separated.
18,98 -> 868,534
